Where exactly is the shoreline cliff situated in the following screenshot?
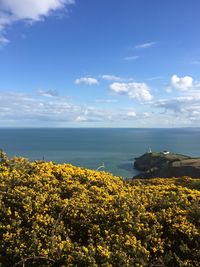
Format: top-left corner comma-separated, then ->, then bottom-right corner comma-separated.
133,152 -> 200,178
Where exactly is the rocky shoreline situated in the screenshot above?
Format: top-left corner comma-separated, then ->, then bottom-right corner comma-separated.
133,152 -> 200,178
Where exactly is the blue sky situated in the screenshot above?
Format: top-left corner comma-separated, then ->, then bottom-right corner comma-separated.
0,0 -> 200,127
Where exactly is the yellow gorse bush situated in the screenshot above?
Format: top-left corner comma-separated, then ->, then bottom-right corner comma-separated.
0,151 -> 200,266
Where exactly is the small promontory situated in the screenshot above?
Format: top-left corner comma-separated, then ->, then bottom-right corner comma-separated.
134,151 -> 200,178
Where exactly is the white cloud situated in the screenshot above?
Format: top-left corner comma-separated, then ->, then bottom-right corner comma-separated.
0,0 -> 74,43
101,75 -> 123,82
135,41 -> 157,49
154,76 -> 200,124
1,0 -> 74,21
171,74 -> 193,91
123,56 -> 139,61
110,82 -> 153,102
75,77 -> 99,85
0,91 -> 80,126
127,111 -> 136,117
143,112 -> 151,118
154,92 -> 200,116
0,91 -> 121,126
2,90 -> 200,127
0,91 -> 158,126
75,116 -> 88,122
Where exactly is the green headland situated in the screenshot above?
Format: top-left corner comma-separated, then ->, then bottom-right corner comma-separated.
134,151 -> 200,178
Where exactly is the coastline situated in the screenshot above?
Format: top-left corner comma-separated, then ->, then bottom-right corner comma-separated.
133,151 -> 200,179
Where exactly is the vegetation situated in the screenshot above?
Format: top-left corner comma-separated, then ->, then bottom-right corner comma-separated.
0,151 -> 200,266
134,152 -> 200,178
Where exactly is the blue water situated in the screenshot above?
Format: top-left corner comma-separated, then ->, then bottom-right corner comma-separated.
0,128 -> 200,178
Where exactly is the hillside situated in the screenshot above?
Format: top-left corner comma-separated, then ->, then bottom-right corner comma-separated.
134,152 -> 200,178
0,151 -> 200,266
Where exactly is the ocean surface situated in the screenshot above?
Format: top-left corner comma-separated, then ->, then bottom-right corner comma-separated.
0,128 -> 200,178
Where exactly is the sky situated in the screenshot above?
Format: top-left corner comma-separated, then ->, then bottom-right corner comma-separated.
0,0 -> 200,128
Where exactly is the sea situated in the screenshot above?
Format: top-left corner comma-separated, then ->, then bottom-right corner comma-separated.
0,128 -> 200,179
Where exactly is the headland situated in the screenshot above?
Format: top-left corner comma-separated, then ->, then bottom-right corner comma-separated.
134,151 -> 200,178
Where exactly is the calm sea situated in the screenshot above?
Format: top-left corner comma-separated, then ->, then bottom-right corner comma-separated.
0,128 -> 200,178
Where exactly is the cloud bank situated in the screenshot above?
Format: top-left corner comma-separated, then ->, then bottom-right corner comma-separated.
1,74 -> 200,127
0,91 -> 151,127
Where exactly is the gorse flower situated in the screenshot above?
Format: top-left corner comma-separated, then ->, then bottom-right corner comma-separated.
0,152 -> 200,266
